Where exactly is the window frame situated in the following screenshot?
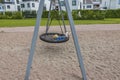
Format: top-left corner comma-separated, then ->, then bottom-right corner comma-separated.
27,3 -> 30,8
7,5 -> 10,9
32,3 -> 35,7
21,4 -> 25,8
60,1 -> 65,6
72,0 -> 77,6
86,5 -> 92,8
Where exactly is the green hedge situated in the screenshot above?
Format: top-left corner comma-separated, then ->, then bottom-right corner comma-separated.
42,10 -> 68,20
1,9 -> 120,19
41,9 -> 120,19
22,10 -> 37,18
42,11 -> 49,18
72,10 -> 106,20
12,12 -> 23,19
42,10 -> 106,20
0,12 -> 23,19
105,9 -> 120,18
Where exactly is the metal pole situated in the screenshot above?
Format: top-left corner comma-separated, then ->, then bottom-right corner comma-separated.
64,0 -> 87,80
46,0 -> 52,33
24,0 -> 45,80
58,0 -> 67,33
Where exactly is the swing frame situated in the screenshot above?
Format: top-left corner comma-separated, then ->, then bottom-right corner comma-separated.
24,0 -> 87,80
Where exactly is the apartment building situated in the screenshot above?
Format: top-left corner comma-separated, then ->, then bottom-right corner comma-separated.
0,0 -> 22,12
0,0 -> 83,12
0,0 -> 120,12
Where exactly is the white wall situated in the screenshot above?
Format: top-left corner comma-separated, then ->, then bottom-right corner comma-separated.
84,4 -> 93,10
45,0 -> 50,11
0,4 -> 3,12
20,0 -> 50,11
4,4 -> 16,11
101,0 -> 117,9
45,0 -> 83,11
20,1 -> 39,11
71,0 -> 83,10
116,0 -> 120,9
66,0 -> 83,10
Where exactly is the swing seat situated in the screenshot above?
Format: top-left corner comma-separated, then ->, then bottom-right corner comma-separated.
40,33 -> 69,43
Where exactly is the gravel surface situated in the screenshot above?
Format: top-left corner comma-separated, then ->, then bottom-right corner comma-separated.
0,24 -> 120,80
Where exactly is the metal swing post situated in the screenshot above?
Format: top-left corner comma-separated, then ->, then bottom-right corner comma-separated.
64,0 -> 87,80
24,0 -> 45,80
24,0 -> 87,80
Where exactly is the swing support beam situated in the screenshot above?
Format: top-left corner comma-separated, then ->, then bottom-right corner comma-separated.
24,0 -> 87,80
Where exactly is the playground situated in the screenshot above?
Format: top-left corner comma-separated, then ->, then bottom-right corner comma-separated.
0,24 -> 120,80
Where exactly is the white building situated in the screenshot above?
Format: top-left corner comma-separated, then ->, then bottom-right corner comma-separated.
20,0 -> 40,11
0,0 -> 15,12
61,0 -> 83,10
0,3 -> 4,12
101,0 -> 120,9
1,0 -> 120,12
0,0 -> 83,12
83,0 -> 102,10
0,0 -> 21,12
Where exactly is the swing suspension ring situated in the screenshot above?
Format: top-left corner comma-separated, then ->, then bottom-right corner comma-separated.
40,0 -> 69,43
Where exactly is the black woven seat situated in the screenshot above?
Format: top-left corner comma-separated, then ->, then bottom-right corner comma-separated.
40,33 -> 69,43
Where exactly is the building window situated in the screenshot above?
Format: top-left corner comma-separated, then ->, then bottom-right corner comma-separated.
2,6 -> 4,9
7,5 -> 10,9
43,4 -> 46,11
72,0 -> 76,6
16,0 -> 19,4
60,1 -> 65,6
87,5 -> 91,8
21,4 -> 25,8
27,3 -> 30,8
32,3 -> 35,7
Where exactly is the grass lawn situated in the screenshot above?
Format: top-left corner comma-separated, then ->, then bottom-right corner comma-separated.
0,18 -> 120,27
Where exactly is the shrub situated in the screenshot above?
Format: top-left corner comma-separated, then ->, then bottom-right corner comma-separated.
23,10 -> 37,18
12,12 -> 23,19
72,10 -> 81,20
62,11 -> 68,20
42,10 -> 68,20
0,15 -> 7,19
0,11 -> 23,19
42,11 -> 49,18
72,10 -> 106,20
105,9 -> 120,18
5,12 -> 12,18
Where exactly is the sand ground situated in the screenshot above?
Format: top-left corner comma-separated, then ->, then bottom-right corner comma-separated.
0,24 -> 120,80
